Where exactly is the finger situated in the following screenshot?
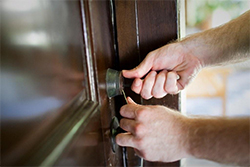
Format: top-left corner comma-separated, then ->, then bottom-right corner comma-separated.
141,71 -> 157,99
164,71 -> 179,94
127,97 -> 137,105
120,118 -> 136,134
176,71 -> 190,91
131,78 -> 143,94
120,104 -> 138,119
152,70 -> 168,98
116,133 -> 136,148
122,54 -> 154,79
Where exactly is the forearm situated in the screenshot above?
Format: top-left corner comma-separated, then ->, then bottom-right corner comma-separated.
184,117 -> 250,165
180,11 -> 250,67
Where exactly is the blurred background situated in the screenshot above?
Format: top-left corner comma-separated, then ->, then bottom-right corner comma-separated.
184,0 -> 250,166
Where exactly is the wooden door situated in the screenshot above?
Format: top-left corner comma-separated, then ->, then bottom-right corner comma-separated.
114,1 -> 180,166
1,0 -> 122,166
1,0 -> 181,166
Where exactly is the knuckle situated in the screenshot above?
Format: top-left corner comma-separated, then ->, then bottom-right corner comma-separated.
133,67 -> 143,78
132,71 -> 139,78
135,70 -> 143,78
134,124 -> 144,135
136,108 -> 147,119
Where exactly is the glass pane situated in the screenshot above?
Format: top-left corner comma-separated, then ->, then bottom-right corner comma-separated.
1,0 -> 87,164
55,110 -> 106,166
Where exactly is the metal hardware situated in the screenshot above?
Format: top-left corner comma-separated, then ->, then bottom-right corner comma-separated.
106,68 -> 133,98
106,68 -> 124,97
110,116 -> 123,153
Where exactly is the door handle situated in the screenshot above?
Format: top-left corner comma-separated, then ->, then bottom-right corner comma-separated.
106,68 -> 133,98
110,116 -> 123,153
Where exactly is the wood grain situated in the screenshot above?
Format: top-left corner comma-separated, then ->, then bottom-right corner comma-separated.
115,0 -> 180,166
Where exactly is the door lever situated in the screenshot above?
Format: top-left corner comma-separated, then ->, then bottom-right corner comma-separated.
110,116 -> 123,153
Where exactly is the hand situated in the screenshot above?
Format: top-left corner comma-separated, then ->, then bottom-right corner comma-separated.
122,43 -> 203,99
116,97 -> 189,162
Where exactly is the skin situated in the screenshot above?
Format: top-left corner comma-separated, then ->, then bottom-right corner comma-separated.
116,11 -> 250,165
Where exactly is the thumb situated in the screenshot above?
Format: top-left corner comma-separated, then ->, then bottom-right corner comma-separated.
122,55 -> 154,79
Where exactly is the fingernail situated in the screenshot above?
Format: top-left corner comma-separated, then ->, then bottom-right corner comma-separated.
127,97 -> 132,102
127,97 -> 134,104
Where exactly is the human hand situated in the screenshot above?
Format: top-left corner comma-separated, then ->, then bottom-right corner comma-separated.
116,97 -> 189,162
123,43 -> 203,99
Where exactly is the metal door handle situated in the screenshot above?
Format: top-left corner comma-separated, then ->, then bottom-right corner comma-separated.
110,116 -> 123,153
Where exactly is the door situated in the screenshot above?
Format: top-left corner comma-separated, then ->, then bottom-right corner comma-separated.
1,0 -> 181,166
114,1 -> 181,166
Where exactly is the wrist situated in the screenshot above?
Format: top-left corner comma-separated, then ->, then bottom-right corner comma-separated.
178,115 -> 195,159
183,117 -> 211,160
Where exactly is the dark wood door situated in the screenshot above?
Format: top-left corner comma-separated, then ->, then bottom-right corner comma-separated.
1,0 -> 180,166
1,0 -> 121,166
114,1 -> 180,166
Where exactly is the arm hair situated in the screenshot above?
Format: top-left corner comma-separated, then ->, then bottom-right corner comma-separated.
181,10 -> 250,67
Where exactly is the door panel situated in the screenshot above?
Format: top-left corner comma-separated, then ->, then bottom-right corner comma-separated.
1,0 -> 92,165
1,0 -> 124,166
55,0 -> 123,166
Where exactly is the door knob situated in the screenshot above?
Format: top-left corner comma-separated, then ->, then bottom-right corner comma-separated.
110,116 -> 123,153
106,68 -> 132,98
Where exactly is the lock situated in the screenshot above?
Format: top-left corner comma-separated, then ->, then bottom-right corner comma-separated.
110,116 -> 123,153
105,68 -> 132,98
106,69 -> 131,153
106,68 -> 123,98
